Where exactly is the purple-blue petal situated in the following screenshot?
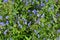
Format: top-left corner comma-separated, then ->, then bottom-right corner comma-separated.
6,21 -> 9,25
0,16 -> 2,19
3,0 -> 8,3
0,22 -> 5,26
41,3 -> 45,7
45,0 -> 48,2
28,21 -> 31,27
4,29 -> 8,35
32,9 -> 37,15
28,10 -> 30,12
5,16 -> 9,19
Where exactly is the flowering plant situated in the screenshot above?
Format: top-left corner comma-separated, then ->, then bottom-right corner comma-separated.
0,0 -> 60,40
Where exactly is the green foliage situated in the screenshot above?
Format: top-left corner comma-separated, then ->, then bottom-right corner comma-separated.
0,0 -> 60,40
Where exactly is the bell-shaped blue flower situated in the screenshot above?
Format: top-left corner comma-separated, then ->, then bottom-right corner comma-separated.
0,22 -> 5,26
45,0 -> 48,2
3,0 -> 8,3
32,9 -> 37,15
41,2 -> 45,7
0,16 -> 2,20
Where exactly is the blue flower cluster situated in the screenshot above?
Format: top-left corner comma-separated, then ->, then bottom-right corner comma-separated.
0,16 -> 9,26
3,0 -> 8,3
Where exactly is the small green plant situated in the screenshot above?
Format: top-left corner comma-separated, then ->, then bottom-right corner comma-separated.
0,0 -> 60,40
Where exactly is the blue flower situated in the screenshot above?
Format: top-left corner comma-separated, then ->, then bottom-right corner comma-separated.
5,16 -> 9,19
28,10 -> 30,12
32,2 -> 34,5
37,34 -> 40,38
32,9 -> 37,15
23,19 -> 27,25
28,21 -> 31,27
48,24 -> 51,27
18,21 -> 22,28
48,5 -> 54,12
34,30 -> 38,35
35,18 -> 40,24
4,29 -> 8,35
18,24 -> 22,28
25,2 -> 28,5
6,21 -> 9,25
41,3 -> 45,7
45,0 -> 48,2
24,21 -> 27,24
29,14 -> 32,16
17,21 -> 20,24
3,0 -> 8,3
57,29 -> 60,33
0,16 -> 2,19
56,13 -> 60,17
0,22 -> 5,26
51,5 -> 54,11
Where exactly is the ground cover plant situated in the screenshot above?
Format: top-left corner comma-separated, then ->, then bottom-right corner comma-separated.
0,0 -> 60,40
